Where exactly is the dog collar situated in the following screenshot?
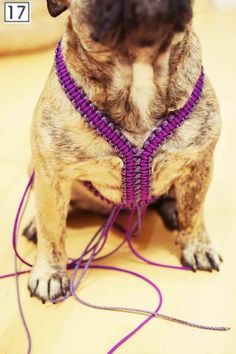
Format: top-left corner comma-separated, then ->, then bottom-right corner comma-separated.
55,40 -> 204,209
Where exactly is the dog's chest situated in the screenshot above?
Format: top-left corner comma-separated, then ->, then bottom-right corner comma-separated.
117,61 -> 157,126
43,56 -> 212,204
65,123 -> 198,203
103,58 -> 168,134
52,96 -> 205,203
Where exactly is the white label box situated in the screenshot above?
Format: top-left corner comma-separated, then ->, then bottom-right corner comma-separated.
4,2 -> 31,23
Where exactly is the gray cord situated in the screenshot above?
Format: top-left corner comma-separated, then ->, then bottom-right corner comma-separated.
74,295 -> 230,332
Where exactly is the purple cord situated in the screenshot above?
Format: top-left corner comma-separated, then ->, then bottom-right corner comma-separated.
12,173 -> 34,354
123,206 -> 191,271
1,174 -> 230,354
96,265 -> 163,354
14,257 -> 32,354
0,270 -> 30,280
70,206 -> 121,294
12,172 -> 34,268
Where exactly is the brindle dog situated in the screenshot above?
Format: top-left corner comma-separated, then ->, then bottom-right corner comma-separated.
24,0 -> 222,303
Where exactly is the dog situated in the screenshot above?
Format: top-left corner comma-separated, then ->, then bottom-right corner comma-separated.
23,0 -> 222,303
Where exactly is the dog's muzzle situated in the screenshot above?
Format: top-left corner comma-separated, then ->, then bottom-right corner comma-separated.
89,0 -> 193,46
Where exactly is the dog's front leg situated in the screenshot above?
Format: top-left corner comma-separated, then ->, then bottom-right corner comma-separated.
175,154 -> 222,272
28,167 -> 71,302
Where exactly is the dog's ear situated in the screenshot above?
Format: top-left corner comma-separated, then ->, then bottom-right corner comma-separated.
46,0 -> 68,17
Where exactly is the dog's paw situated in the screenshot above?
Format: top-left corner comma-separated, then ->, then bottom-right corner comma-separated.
28,263 -> 69,303
181,243 -> 223,272
22,219 -> 37,244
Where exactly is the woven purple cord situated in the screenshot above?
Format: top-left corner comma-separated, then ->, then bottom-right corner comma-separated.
55,40 -> 204,208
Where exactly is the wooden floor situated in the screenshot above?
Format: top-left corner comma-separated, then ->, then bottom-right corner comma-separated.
1,3 -> 236,354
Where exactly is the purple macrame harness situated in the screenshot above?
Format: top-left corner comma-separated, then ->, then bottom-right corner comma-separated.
0,40 -> 229,354
55,40 -> 204,210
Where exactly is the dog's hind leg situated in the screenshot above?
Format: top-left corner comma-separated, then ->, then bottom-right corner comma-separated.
28,166 -> 71,303
22,218 -> 37,243
151,186 -> 180,231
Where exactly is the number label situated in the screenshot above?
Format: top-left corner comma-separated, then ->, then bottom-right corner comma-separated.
4,2 -> 31,23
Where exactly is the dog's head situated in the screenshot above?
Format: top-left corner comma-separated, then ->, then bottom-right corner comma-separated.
47,0 -> 193,52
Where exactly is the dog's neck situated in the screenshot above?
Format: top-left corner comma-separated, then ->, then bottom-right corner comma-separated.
63,21 -> 202,136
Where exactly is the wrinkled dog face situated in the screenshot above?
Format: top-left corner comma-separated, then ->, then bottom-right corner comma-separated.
47,0 -> 193,51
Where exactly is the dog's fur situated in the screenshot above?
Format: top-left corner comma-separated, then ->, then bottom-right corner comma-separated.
26,0 -> 222,302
